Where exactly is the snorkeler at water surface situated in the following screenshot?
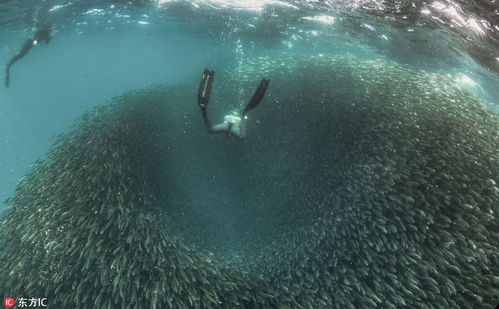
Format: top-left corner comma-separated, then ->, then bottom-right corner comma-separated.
4,26 -> 52,88
197,69 -> 270,138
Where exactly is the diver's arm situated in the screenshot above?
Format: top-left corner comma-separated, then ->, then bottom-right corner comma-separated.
229,117 -> 246,138
239,117 -> 247,138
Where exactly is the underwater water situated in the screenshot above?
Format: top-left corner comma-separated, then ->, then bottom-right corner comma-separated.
0,0 -> 498,308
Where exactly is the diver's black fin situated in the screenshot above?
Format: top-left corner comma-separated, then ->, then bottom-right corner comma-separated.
4,70 -> 10,88
197,69 -> 215,110
242,78 -> 270,115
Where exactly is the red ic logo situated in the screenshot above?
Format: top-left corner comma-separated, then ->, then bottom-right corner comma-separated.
3,297 -> 15,308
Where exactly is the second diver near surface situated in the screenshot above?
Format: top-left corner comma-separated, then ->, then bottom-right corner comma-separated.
197,69 -> 270,138
4,26 -> 52,88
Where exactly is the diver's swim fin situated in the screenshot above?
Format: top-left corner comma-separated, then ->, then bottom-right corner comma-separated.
197,69 -> 215,110
242,78 -> 270,115
4,71 -> 10,88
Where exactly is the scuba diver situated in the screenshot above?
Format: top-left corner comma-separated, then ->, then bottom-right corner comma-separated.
197,69 -> 270,138
5,26 -> 52,88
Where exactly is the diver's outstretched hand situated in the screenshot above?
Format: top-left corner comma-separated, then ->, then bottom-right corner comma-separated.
242,78 -> 270,115
197,69 -> 215,110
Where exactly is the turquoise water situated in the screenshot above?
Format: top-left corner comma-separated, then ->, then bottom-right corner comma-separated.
0,1 -> 498,308
0,1 -> 498,208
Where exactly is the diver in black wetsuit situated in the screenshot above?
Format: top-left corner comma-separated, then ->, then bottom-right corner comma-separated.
197,69 -> 270,138
5,26 -> 52,88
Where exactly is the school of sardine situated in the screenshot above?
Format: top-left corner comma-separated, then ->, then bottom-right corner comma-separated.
0,55 -> 497,308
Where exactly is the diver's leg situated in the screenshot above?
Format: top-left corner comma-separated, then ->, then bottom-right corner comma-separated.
9,40 -> 35,66
4,39 -> 35,88
5,57 -> 21,88
241,78 -> 270,116
211,122 -> 230,133
197,69 -> 217,132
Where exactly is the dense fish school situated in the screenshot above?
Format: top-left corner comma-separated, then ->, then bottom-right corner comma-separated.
0,55 -> 498,308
